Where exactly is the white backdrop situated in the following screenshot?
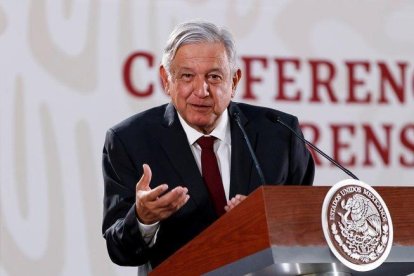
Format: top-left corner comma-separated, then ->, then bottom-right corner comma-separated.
1,1 -> 413,275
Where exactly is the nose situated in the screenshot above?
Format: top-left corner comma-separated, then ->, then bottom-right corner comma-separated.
192,76 -> 209,98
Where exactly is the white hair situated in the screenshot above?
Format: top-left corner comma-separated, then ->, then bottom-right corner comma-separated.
161,20 -> 237,75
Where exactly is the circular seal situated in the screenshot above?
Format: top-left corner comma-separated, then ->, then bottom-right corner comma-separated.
321,179 -> 393,271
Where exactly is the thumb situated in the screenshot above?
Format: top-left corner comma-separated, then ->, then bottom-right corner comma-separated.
136,164 -> 152,192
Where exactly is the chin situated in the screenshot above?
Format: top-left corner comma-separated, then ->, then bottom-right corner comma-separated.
188,119 -> 214,132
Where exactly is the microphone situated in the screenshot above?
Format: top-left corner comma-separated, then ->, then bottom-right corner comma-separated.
232,112 -> 267,185
266,112 -> 359,180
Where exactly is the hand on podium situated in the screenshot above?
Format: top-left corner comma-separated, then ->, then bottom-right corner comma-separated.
225,194 -> 247,212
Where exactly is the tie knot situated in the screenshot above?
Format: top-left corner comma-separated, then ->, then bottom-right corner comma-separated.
197,136 -> 216,150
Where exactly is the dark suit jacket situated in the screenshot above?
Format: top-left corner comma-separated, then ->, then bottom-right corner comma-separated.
102,101 -> 314,268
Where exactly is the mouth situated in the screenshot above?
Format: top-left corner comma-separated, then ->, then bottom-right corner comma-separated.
188,103 -> 212,111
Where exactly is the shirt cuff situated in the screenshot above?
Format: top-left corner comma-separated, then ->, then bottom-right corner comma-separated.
137,219 -> 160,247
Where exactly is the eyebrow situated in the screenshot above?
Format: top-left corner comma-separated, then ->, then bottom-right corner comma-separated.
177,67 -> 224,73
207,68 -> 224,74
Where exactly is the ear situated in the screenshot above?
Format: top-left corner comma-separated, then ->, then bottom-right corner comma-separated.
231,69 -> 242,98
159,65 -> 170,95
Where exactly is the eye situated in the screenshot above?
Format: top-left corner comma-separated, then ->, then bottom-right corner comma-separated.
181,73 -> 193,81
207,74 -> 222,83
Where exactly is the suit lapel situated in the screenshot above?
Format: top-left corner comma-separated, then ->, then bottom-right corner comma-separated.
228,103 -> 258,198
156,103 -> 211,208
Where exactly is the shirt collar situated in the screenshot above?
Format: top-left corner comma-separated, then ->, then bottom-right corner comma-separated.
177,109 -> 231,146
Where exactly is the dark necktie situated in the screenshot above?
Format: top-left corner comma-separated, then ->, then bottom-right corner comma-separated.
197,136 -> 226,216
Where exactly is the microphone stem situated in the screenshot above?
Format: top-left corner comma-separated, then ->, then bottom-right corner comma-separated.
276,118 -> 359,180
233,113 -> 267,185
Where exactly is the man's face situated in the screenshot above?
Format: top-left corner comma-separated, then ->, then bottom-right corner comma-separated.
160,42 -> 241,134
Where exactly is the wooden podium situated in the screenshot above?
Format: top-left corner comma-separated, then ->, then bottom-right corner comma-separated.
150,186 -> 414,275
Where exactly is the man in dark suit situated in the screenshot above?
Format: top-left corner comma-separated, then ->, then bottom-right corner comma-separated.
102,20 -> 314,270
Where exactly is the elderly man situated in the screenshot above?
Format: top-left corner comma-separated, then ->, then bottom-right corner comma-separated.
102,20 -> 314,269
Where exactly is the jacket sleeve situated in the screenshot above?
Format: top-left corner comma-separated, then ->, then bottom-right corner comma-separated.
287,117 -> 315,185
101,128 -> 150,266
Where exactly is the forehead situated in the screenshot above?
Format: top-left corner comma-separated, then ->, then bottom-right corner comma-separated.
171,42 -> 229,71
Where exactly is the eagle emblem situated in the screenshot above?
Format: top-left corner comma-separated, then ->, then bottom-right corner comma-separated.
322,180 -> 393,272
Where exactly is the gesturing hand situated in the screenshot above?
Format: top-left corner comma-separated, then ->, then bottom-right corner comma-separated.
135,164 -> 190,224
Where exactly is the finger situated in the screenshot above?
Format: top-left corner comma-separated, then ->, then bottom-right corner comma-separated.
136,164 -> 152,192
233,194 -> 247,204
144,184 -> 169,201
151,188 -> 189,214
225,200 -> 234,211
225,202 -> 235,212
236,194 -> 247,201
155,186 -> 188,207
225,194 -> 247,212
143,192 -> 189,223
157,194 -> 190,219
